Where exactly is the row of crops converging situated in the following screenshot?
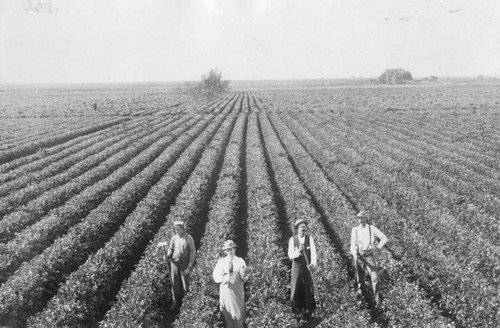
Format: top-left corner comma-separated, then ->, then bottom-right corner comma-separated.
0,89 -> 499,327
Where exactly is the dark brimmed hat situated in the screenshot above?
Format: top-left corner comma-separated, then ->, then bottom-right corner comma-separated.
356,211 -> 369,218
294,219 -> 308,229
222,240 -> 237,250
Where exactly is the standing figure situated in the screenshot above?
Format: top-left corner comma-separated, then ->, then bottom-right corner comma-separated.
350,211 -> 388,306
160,220 -> 196,311
213,240 -> 247,328
288,219 -> 317,320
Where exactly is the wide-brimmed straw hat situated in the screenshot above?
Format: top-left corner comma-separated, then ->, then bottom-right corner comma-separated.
222,240 -> 237,250
173,220 -> 185,228
356,211 -> 369,218
294,219 -> 308,229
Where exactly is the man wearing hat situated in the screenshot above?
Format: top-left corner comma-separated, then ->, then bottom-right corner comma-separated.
160,220 -> 196,311
350,210 -> 387,306
288,218 -> 317,319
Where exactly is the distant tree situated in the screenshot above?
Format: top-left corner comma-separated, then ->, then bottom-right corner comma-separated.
378,68 -> 413,84
184,69 -> 230,102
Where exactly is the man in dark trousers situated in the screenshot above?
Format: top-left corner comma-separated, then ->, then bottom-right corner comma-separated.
158,220 -> 196,311
288,219 -> 317,320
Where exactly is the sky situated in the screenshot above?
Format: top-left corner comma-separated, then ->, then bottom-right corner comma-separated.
0,0 -> 499,84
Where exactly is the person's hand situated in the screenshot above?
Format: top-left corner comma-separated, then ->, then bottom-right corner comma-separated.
184,267 -> 191,275
307,263 -> 316,271
298,244 -> 305,252
239,267 -> 247,280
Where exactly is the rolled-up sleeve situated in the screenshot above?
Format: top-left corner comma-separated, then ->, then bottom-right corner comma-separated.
373,227 -> 388,248
288,237 -> 300,259
350,228 -> 357,256
213,259 -> 224,284
309,236 -> 317,266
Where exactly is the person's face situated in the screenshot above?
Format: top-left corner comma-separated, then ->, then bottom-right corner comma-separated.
297,223 -> 308,235
174,226 -> 185,236
225,247 -> 236,257
358,216 -> 368,226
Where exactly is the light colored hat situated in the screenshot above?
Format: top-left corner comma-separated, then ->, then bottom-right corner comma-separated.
173,221 -> 185,228
356,211 -> 369,218
222,240 -> 237,250
294,219 -> 308,229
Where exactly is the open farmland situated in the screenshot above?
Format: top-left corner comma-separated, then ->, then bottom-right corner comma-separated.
0,82 -> 499,327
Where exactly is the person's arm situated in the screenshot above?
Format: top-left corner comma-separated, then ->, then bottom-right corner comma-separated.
309,236 -> 317,267
238,258 -> 248,281
350,227 -> 357,256
213,259 -> 225,284
188,235 -> 196,269
373,226 -> 388,249
166,236 -> 175,258
288,237 -> 300,259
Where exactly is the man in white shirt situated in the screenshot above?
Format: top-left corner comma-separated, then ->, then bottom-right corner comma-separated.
288,219 -> 317,320
350,211 -> 387,306
158,220 -> 196,311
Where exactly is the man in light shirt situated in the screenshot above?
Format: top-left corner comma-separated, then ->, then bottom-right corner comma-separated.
288,219 -> 317,320
350,211 -> 387,306
158,220 -> 196,311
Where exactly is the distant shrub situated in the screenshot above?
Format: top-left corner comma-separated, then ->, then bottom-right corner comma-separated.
378,68 -> 413,84
184,69 -> 230,102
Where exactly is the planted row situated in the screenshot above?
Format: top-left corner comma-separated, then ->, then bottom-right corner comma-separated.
305,112 -> 500,284
0,117 -> 128,165
259,113 -> 373,328
274,112 -> 453,327
29,110 -> 236,327
243,113 -> 297,327
0,115 -> 199,284
0,119 -> 167,215
286,112 -> 499,328
101,103 -> 242,328
0,115 -> 214,327
174,113 -> 247,327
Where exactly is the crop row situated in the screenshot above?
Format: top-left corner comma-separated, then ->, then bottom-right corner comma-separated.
0,117 -> 128,165
0,118 -> 173,216
173,113 -> 247,327
243,113 -> 297,327
307,112 -> 500,283
380,111 -> 500,157
259,113 -> 373,327
28,107 -> 238,327
356,113 -> 500,232
0,115 -> 199,284
0,117 -> 136,178
0,116 -> 187,241
0,112 -> 216,327
361,112 -> 500,180
0,116 -> 110,150
100,107 -> 242,327
282,112 -> 499,328
271,112 -> 453,327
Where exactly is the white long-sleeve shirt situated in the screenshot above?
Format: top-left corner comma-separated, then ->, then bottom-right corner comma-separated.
288,235 -> 317,266
350,224 -> 387,256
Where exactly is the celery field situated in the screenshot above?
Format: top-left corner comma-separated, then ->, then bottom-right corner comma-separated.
0,82 -> 499,327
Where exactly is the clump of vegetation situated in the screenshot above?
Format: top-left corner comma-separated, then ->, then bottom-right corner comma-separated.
183,69 -> 230,102
378,68 -> 413,84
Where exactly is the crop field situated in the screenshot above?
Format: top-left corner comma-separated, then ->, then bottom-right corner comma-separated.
0,82 -> 499,327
